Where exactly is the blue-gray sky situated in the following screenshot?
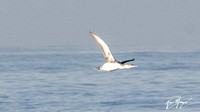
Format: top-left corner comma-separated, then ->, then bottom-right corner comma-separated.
0,0 -> 200,51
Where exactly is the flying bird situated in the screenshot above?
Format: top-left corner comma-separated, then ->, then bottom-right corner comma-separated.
90,32 -> 137,71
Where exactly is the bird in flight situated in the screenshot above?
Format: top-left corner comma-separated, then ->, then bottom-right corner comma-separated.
90,32 -> 137,71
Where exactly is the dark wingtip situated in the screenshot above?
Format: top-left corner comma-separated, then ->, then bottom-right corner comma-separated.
89,31 -> 93,34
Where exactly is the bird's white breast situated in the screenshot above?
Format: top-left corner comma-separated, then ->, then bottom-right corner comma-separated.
101,63 -> 122,71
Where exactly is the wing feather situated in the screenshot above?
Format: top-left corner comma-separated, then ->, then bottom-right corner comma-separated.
90,32 -> 115,62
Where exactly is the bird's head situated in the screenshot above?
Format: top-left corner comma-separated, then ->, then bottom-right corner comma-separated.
93,67 -> 101,71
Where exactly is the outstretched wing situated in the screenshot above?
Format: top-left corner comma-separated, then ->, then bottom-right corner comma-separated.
90,32 -> 115,62
120,58 -> 135,64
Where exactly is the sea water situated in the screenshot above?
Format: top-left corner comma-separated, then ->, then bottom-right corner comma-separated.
0,47 -> 200,112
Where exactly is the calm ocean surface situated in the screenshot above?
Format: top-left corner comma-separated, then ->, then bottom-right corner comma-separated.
0,47 -> 200,112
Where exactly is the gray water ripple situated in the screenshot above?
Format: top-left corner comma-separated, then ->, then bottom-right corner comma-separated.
0,48 -> 200,111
